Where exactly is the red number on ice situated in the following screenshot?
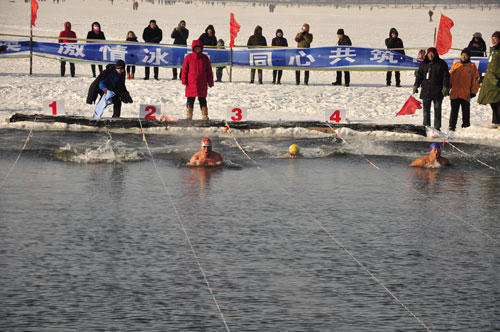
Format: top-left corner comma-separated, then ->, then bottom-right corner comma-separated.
329,110 -> 341,123
49,101 -> 57,115
145,106 -> 156,119
231,108 -> 242,121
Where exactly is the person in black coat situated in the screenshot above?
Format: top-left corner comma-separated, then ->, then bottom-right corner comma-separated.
86,22 -> 106,77
466,32 -> 487,57
385,27 -> 405,87
171,20 -> 189,80
247,25 -> 267,84
272,29 -> 288,84
142,19 -> 163,80
86,60 -> 133,118
332,29 -> 352,87
198,25 -> 217,47
413,47 -> 450,131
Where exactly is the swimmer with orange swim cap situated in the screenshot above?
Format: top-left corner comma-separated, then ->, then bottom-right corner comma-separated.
285,144 -> 303,159
188,137 -> 224,166
410,142 -> 451,167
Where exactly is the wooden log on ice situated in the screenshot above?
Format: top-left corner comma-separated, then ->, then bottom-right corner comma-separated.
7,113 -> 427,136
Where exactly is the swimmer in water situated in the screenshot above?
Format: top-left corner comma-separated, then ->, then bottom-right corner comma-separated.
188,137 -> 224,166
285,144 -> 303,159
410,142 -> 451,167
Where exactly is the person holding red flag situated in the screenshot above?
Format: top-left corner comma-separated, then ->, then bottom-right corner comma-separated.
413,47 -> 450,131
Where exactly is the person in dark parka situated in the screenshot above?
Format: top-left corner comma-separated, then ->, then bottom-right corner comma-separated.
247,25 -> 267,84
198,25 -> 217,47
332,29 -> 352,86
466,32 -> 487,57
272,29 -> 288,84
86,22 -> 106,77
142,19 -> 163,80
413,47 -> 450,131
385,27 -> 405,87
86,60 -> 133,118
171,20 -> 189,80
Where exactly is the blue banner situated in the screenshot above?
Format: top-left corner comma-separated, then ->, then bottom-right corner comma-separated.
0,40 -> 489,73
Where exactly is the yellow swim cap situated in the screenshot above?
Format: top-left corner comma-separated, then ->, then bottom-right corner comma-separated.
289,144 -> 299,153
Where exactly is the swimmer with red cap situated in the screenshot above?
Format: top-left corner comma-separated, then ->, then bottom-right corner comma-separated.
188,137 -> 224,166
410,142 -> 451,167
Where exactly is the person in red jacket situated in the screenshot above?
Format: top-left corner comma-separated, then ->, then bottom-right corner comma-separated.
181,40 -> 214,120
58,21 -> 77,77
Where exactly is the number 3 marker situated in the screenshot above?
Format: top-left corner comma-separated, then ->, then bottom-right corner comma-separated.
226,107 -> 247,122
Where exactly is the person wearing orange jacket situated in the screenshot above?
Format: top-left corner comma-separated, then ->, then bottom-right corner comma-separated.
448,49 -> 480,131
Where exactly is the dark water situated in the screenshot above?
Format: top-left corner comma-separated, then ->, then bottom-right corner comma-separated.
1,129 -> 499,331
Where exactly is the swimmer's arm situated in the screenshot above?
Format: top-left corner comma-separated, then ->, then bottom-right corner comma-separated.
440,157 -> 452,166
410,157 -> 426,167
188,153 -> 202,166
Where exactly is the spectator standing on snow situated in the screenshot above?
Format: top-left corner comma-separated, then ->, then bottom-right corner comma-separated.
272,28 -> 287,84
294,23 -> 312,85
413,47 -> 450,131
428,9 -> 433,22
86,22 -> 106,77
385,27 -> 404,87
142,19 -> 163,80
247,25 -> 267,84
448,49 -> 480,131
332,29 -> 351,87
466,32 -> 487,57
215,39 -> 225,82
182,40 -> 214,120
58,21 -> 77,77
198,25 -> 217,47
171,20 -> 189,80
125,31 -> 138,79
478,31 -> 500,129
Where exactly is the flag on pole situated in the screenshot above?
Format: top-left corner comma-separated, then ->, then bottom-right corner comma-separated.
229,13 -> 240,47
31,0 -> 39,27
435,14 -> 454,55
396,96 -> 422,116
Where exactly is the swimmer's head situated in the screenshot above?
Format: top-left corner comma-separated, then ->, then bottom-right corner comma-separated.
289,144 -> 299,154
429,142 -> 441,151
201,137 -> 212,147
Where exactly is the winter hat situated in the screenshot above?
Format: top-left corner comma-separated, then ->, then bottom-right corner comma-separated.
492,31 -> 500,39
217,39 -> 224,46
115,60 -> 125,69
461,48 -> 471,57
337,28 -> 344,35
429,143 -> 441,151
191,39 -> 203,51
276,29 -> 284,36
473,32 -> 482,38
427,47 -> 437,54
64,21 -> 71,30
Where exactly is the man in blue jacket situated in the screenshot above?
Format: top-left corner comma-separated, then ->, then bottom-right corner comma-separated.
86,60 -> 133,118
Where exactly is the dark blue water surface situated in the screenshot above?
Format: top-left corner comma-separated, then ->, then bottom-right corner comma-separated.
1,129 -> 499,331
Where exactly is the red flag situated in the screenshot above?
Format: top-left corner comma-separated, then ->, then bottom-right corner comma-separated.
396,96 -> 422,116
31,0 -> 39,27
229,13 -> 240,47
435,14 -> 454,55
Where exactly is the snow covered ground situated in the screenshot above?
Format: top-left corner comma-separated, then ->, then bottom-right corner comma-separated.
0,0 -> 499,144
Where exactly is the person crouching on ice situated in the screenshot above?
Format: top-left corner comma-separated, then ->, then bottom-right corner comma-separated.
410,143 -> 451,167
188,137 -> 223,167
182,40 -> 214,120
86,59 -> 133,118
285,144 -> 303,159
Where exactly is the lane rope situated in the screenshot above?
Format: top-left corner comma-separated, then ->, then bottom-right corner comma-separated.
138,120 -> 231,332
224,121 -> 432,331
0,115 -> 37,189
327,123 -> 499,246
